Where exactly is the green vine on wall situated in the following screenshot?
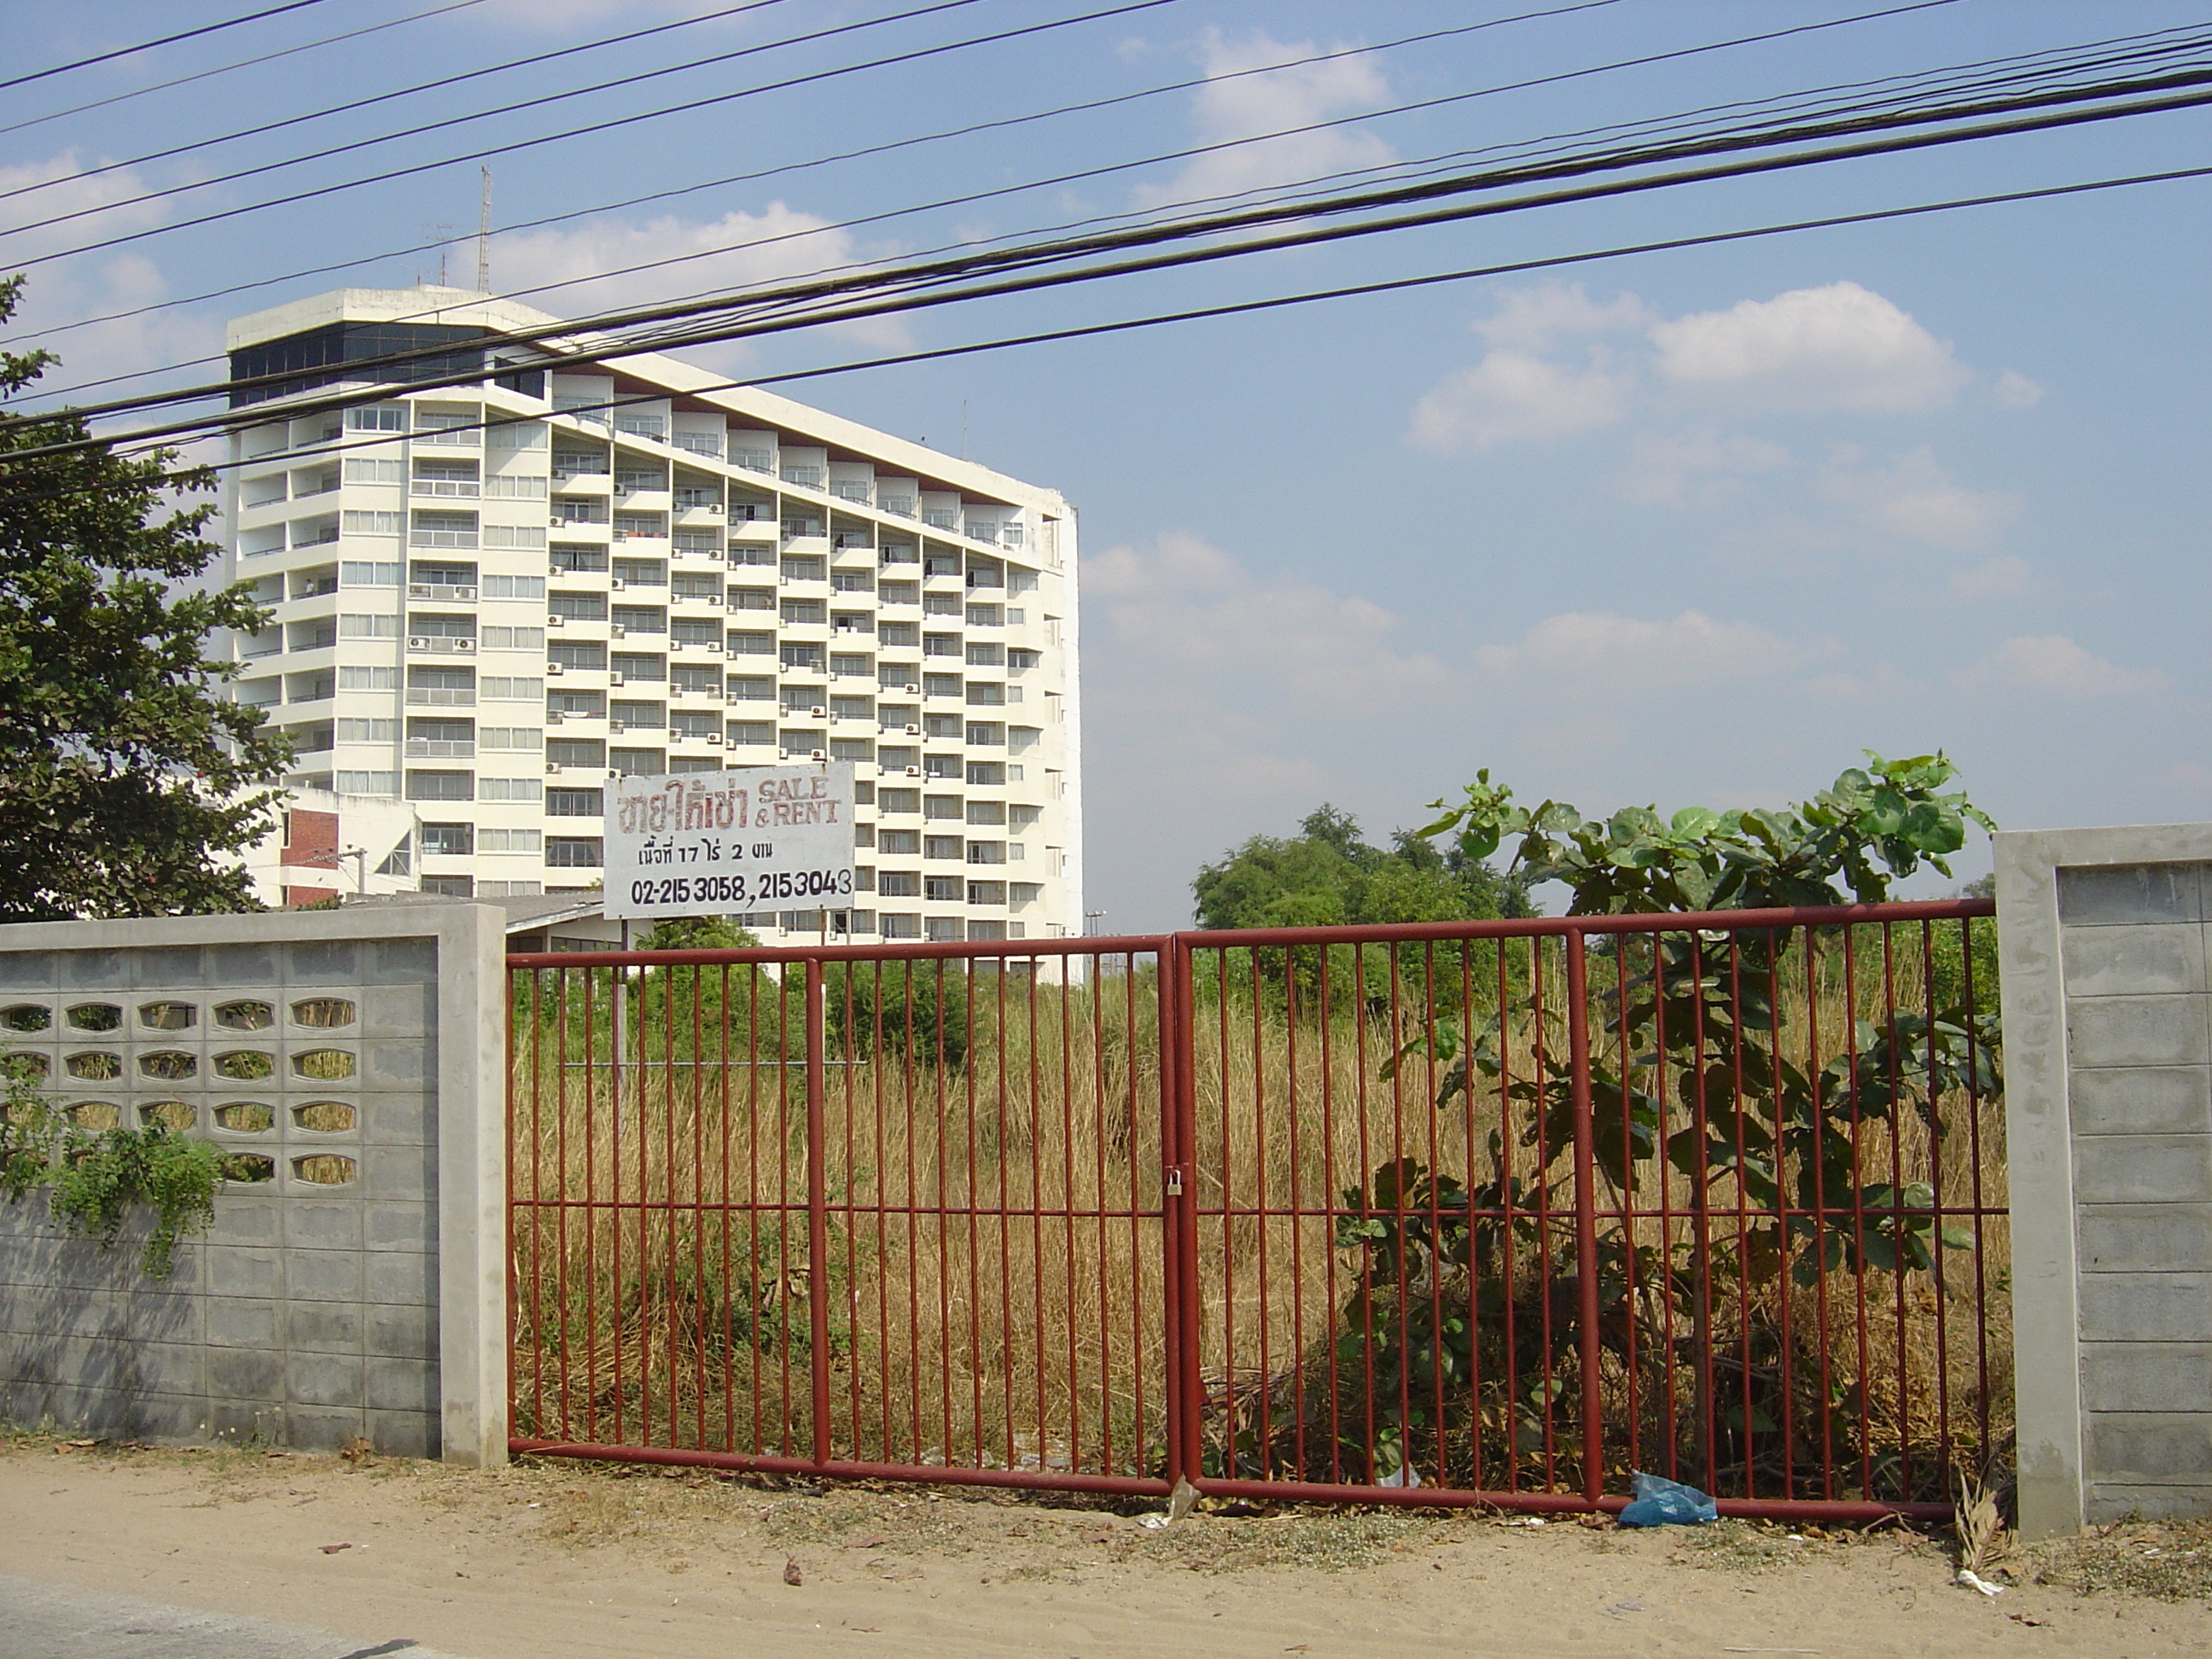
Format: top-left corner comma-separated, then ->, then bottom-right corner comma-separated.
2,1059 -> 230,1276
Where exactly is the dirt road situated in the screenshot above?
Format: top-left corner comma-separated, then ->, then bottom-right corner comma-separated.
3,1436 -> 2205,1658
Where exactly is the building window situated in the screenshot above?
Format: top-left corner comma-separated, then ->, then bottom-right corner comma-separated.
421,875 -> 474,896
545,788 -> 604,817
924,835 -> 964,860
880,913 -> 920,940
546,837 -> 604,868
924,917 -> 965,942
406,770 -> 474,801
421,823 -> 474,857
877,870 -> 919,898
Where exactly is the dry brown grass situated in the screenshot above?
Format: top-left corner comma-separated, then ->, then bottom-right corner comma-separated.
505,927 -> 2010,1505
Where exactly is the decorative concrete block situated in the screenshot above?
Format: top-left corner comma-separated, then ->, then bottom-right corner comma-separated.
366,1303 -> 435,1361
2060,864 -> 2205,927
2064,924 -> 2208,998
365,1356 -> 439,1415
2087,1412 -> 2212,1483
286,1249 -> 364,1303
287,1303 -> 364,1353
2081,1342 -> 2212,1412
364,1144 -> 437,1203
364,1202 -> 435,1254
2067,995 -> 2212,1068
2072,1067 -> 2212,1136
2079,1271 -> 2212,1342
2075,1135 -> 2212,1204
204,1298 -> 281,1350
206,1348 -> 285,1401
285,1352 -> 364,1408
205,1247 -> 282,1300
359,982 -> 437,1040
284,1202 -> 364,1251
366,1251 -> 437,1306
2078,1208 -> 2212,1275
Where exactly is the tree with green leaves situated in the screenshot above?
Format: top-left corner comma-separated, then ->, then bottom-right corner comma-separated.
0,275 -> 289,920
1325,754 -> 2001,1496
1192,803 -> 1530,929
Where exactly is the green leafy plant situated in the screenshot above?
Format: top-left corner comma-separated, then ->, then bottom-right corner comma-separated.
1324,753 -> 2001,1498
1,1056 -> 231,1275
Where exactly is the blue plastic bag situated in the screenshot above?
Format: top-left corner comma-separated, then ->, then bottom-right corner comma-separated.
1615,1470 -> 1718,1528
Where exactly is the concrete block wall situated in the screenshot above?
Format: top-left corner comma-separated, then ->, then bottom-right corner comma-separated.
1998,826 -> 2212,1535
0,907 -> 505,1464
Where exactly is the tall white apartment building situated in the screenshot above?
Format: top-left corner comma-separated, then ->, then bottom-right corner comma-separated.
221,287 -> 1084,943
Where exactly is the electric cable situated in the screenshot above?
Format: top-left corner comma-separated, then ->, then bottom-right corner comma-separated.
33,60 -> 2212,437
9,158 -> 2205,511
0,0 -> 331,93
25,0 -> 2183,363
26,14 -> 2209,408
0,0 -> 1182,259
0,0 -> 855,210
0,0 -> 495,139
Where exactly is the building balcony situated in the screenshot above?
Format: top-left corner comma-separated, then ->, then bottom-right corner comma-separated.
405,635 -> 477,655
410,480 -> 480,498
550,470 -> 611,493
404,687 -> 476,707
405,739 -> 475,760
408,582 -> 476,602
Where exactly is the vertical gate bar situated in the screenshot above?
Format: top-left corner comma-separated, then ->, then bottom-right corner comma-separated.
1073,958 -> 1092,1474
1765,934 -> 1792,1499
1173,936 -> 1206,1486
584,967 -> 603,1446
963,965 -> 985,1471
1652,934 -> 1677,1481
1458,940 -> 1481,1492
748,966 -> 767,1457
507,967 -> 522,1444
1353,942 -> 1377,1484
1565,928 -> 1604,1505
871,963 -> 893,1464
1497,940 -> 1519,1493
1123,954 -> 1145,1476
1959,914 -> 1994,1463
1532,940 -> 1556,1488
1421,940 -> 1447,1489
1882,924 -> 1911,1498
1025,961 -> 1046,1476
1615,934 -> 1639,1477
843,967 -> 864,1464
805,957 -> 833,1468
995,963 -> 1016,1476
1728,938 -> 1754,1499
1687,935 -> 1715,1494
1318,946 -> 1342,1486
554,968 -> 574,1442
1387,946 -> 1412,1481
1218,946 -> 1236,1471
1842,925 -> 1871,1495
1285,946 -> 1307,1483
719,964 -> 736,1454
1804,923 -> 1834,1499
1924,918 -> 1953,1492
1155,939 -> 1185,1486
1252,948 -> 1272,1481
900,962 -> 923,1467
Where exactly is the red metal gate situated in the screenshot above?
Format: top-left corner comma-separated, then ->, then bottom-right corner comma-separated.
506,900 -> 2003,1520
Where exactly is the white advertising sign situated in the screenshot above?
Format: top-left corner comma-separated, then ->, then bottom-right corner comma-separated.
602,764 -> 857,922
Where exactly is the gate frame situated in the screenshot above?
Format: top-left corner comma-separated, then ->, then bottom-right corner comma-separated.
508,899 -> 1997,1521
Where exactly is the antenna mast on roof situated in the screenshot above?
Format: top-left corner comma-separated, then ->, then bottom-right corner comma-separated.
475,166 -> 492,294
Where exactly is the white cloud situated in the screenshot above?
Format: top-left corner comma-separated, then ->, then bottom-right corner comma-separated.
1615,429 -> 1790,509
1992,370 -> 2045,409
1817,445 -> 2012,550
1471,609 -> 1807,692
1407,349 -> 1632,451
1953,636 -> 2168,700
1085,533 -> 1450,707
491,204 -> 903,353
1648,281 -> 1970,414
1133,28 -> 1394,210
1473,282 -> 1652,352
0,153 -> 217,415
1950,556 -> 2034,600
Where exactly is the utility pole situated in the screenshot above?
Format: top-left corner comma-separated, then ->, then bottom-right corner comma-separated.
475,166 -> 492,294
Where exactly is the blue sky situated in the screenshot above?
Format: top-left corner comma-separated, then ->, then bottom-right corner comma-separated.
3,0 -> 2207,930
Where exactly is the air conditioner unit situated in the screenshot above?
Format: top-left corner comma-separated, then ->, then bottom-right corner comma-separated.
455,638 -> 476,652
609,624 -> 626,637
703,735 -> 723,747
608,672 -> 625,686
904,724 -> 920,736
544,762 -> 562,774
546,614 -> 563,626
811,749 -> 827,761
905,765 -> 921,777
545,662 -> 563,675
455,585 -> 476,601
810,706 -> 827,719
706,644 -> 724,656
609,578 -> 625,591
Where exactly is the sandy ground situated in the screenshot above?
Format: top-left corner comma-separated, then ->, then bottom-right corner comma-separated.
3,1435 -> 2209,1659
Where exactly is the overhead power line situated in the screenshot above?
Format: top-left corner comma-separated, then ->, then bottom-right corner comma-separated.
21,14 -> 2206,410
13,67 -> 2212,463
0,0 -> 1639,349
9,160 -> 2206,513
0,0 -> 331,93
0,0 -> 493,138
0,0 -> 1181,264
0,0 -> 818,209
